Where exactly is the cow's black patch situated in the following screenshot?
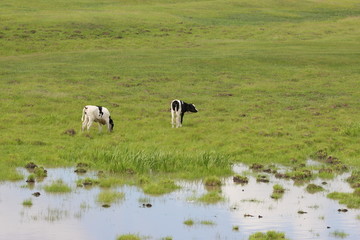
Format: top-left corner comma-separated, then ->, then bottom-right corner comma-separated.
97,106 -> 103,116
171,101 -> 180,112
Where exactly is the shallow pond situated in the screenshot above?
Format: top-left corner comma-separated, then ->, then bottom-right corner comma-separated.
0,164 -> 359,240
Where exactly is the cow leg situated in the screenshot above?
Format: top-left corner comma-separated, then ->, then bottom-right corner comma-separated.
97,123 -> 103,132
171,110 -> 175,128
106,122 -> 111,132
86,119 -> 94,131
180,112 -> 185,126
176,111 -> 182,128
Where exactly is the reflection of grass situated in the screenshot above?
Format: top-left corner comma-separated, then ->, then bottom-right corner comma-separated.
241,198 -> 263,203
138,197 -> 151,204
200,220 -> 215,226
162,237 -> 173,240
183,219 -> 215,227
44,208 -> 68,222
97,190 -> 125,204
44,180 -> 71,193
330,230 -> 349,239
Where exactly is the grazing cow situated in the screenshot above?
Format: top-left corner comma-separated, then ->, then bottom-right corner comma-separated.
81,105 -> 114,132
171,99 -> 198,128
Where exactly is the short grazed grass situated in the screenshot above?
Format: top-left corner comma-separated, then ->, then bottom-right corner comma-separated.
0,0 -> 359,209
2,6 -> 360,240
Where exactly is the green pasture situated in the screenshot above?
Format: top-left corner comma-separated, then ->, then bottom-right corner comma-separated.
1,0 -> 360,181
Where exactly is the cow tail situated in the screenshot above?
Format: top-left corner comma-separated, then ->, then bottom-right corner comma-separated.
81,107 -> 86,121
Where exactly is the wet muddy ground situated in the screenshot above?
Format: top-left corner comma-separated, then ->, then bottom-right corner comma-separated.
0,163 -> 359,240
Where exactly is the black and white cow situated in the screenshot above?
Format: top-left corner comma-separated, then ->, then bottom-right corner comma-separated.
171,99 -> 198,128
81,105 -> 114,132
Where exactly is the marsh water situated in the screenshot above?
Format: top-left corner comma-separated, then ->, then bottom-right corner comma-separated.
0,163 -> 359,240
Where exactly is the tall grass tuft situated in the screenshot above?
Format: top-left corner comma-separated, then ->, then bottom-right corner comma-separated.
64,147 -> 232,178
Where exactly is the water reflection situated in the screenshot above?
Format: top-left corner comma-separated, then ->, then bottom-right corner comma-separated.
0,165 -> 359,240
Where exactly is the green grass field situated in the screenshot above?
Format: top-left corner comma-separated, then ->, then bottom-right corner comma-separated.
1,0 -> 360,181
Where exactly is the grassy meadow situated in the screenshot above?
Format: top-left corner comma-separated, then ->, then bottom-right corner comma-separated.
1,0 -> 360,181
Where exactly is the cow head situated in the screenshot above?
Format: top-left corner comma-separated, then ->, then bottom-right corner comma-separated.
187,104 -> 198,113
109,117 -> 114,131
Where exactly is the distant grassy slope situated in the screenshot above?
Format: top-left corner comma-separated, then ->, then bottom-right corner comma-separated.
1,0 -> 360,179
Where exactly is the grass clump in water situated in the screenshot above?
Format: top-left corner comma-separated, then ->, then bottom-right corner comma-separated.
232,225 -> 239,231
306,184 -> 324,194
233,175 -> 249,184
76,178 -> 99,187
249,231 -> 289,240
34,166 -> 47,178
204,176 -> 222,186
26,174 -> 35,183
347,171 -> 360,188
142,179 -> 179,195
183,219 -> 195,226
327,190 -> 360,209
197,191 -> 224,204
98,177 -> 124,188
22,199 -> 33,207
44,180 -> 71,193
271,184 -> 285,200
117,234 -> 141,240
97,190 -> 125,205
161,237 -> 173,240
318,170 -> 335,180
